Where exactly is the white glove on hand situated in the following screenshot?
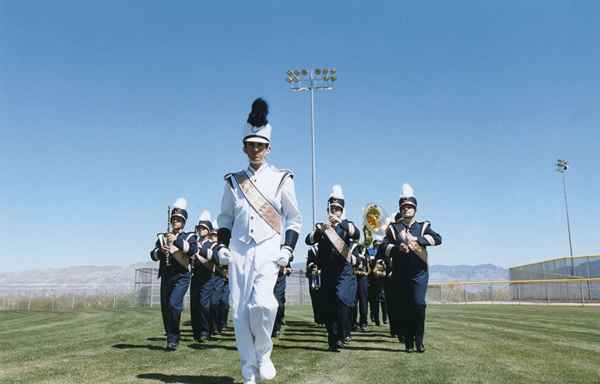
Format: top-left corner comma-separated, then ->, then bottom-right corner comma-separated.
277,247 -> 292,267
216,248 -> 232,266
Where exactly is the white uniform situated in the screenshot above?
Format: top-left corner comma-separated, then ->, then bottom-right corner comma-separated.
218,162 -> 301,383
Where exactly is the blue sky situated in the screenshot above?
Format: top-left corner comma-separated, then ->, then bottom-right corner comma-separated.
1,1 -> 599,272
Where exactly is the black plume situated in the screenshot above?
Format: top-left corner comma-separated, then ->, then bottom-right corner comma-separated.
247,98 -> 269,127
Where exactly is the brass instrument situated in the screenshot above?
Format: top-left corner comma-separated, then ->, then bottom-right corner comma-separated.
362,203 -> 389,248
353,244 -> 369,277
371,259 -> 386,279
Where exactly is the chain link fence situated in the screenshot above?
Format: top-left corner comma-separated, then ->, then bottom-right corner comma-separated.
3,264 -> 599,312
427,278 -> 600,304
0,283 -> 137,311
509,255 -> 600,302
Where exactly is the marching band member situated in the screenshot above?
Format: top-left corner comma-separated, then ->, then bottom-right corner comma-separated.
213,98 -> 302,384
305,185 -> 360,352
214,223 -> 231,335
379,184 -> 442,353
190,210 -> 218,342
150,198 -> 197,351
272,259 -> 292,338
352,244 -> 369,332
368,237 -> 387,326
306,245 -> 323,325
207,220 -> 228,335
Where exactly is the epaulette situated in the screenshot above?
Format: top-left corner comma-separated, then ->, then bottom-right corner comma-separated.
419,220 -> 431,236
224,173 -> 234,188
276,169 -> 295,193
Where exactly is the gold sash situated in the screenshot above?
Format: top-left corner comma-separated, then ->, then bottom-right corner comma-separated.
323,225 -> 351,263
233,172 -> 282,235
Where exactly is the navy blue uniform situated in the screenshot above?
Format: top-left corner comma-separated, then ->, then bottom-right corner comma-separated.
306,219 -> 360,349
190,237 -> 220,340
352,250 -> 369,330
210,266 -> 229,334
150,231 -> 197,346
378,220 -> 441,348
272,266 -> 290,337
215,269 -> 230,332
306,247 -> 323,325
367,247 -> 387,326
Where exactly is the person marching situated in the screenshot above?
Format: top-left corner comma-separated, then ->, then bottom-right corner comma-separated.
213,221 -> 231,335
212,98 -> 302,384
272,257 -> 292,338
379,184 -> 442,352
207,220 -> 228,335
306,245 -> 324,325
150,198 -> 197,351
305,185 -> 360,352
190,210 -> 218,342
368,237 -> 387,327
352,244 -> 369,332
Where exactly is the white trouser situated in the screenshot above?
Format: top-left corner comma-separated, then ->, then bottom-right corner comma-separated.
229,236 -> 279,381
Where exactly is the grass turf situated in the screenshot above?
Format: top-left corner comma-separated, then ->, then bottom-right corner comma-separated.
0,305 -> 599,384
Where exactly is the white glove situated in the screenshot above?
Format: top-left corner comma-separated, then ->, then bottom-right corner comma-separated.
277,247 -> 292,267
216,247 -> 232,266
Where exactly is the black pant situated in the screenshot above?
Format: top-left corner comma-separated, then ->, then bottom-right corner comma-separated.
396,270 -> 428,345
352,275 -> 369,327
369,296 -> 387,324
273,279 -> 286,334
160,272 -> 190,344
190,271 -> 215,339
384,277 -> 396,335
309,288 -> 323,324
325,298 -> 352,347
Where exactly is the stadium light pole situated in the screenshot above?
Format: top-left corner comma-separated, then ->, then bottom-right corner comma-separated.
287,68 -> 337,227
556,159 -> 574,276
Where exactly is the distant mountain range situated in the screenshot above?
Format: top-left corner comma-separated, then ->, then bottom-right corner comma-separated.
0,262 -> 508,286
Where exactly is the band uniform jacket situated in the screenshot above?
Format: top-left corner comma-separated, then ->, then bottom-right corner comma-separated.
378,219 -> 442,278
150,232 -> 198,277
306,219 -> 360,308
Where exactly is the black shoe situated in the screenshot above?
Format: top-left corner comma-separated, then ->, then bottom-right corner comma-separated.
199,333 -> 210,341
352,325 -> 358,332
397,335 -> 405,344
343,336 -> 352,344
359,325 -> 367,332
404,337 -> 414,353
336,340 -> 345,349
416,343 -> 425,353
375,321 -> 380,327
383,320 -> 387,325
166,342 -> 178,351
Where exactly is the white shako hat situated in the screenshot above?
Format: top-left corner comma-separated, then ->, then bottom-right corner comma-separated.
328,184 -> 345,211
171,197 -> 188,222
399,183 -> 417,208
243,98 -> 272,144
196,210 -> 213,231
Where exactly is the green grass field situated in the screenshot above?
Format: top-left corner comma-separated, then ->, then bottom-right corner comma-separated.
1,305 -> 599,384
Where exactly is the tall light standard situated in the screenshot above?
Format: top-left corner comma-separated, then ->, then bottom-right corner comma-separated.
287,68 -> 337,227
556,159 -> 574,276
